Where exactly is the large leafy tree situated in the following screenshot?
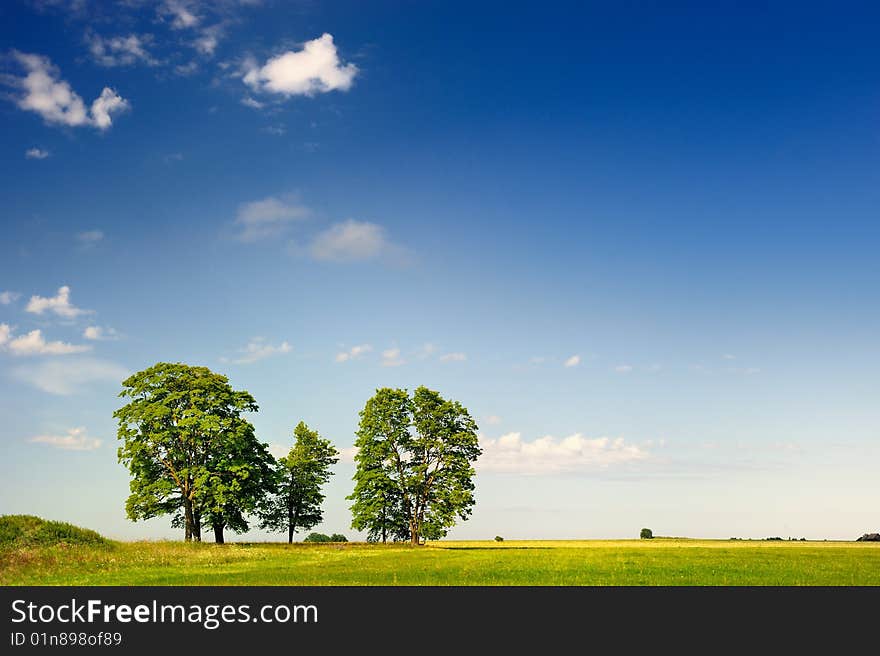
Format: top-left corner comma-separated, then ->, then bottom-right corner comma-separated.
259,421 -> 339,543
114,362 -> 274,542
348,386 -> 481,546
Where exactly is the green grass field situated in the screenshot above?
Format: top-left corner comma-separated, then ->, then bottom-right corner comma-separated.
3,539 -> 880,586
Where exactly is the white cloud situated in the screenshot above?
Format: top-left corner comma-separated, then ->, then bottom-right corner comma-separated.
2,327 -> 91,356
25,286 -> 91,318
614,364 -> 633,373
161,0 -> 200,29
309,220 -> 403,263
83,325 -> 119,341
193,25 -> 223,56
229,337 -> 292,364
338,446 -> 359,463
76,230 -> 104,245
381,347 -> 405,367
335,344 -> 371,363
243,33 -> 357,98
0,291 -> 20,305
477,432 -> 650,474
174,61 -> 199,76
29,426 -> 102,451
416,343 -> 437,359
563,354 -> 580,368
240,95 -> 265,109
234,195 -> 310,242
439,352 -> 467,362
268,443 -> 289,459
8,51 -> 129,130
86,32 -> 157,67
13,357 -> 129,395
25,147 -> 49,159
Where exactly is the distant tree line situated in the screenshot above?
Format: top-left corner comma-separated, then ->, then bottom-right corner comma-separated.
114,362 -> 481,544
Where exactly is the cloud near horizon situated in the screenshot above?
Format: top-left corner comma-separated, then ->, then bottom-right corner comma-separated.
477,432 -> 650,474
28,426 -> 102,451
13,357 -> 130,395
226,337 -> 292,364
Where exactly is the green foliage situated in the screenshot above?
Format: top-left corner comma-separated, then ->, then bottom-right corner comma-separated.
114,362 -> 275,542
495,536 -> 504,542
640,528 -> 654,539
330,533 -> 348,542
0,515 -> 107,547
259,422 -> 339,543
348,386 -> 481,545
303,532 -> 332,543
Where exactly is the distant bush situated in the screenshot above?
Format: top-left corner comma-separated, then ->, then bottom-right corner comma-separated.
304,532 -> 348,543
765,537 -> 783,541
494,536 -> 504,542
303,533 -> 332,543
640,528 -> 653,540
0,515 -> 107,547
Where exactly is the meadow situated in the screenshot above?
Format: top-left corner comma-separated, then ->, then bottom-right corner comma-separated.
3,538 -> 880,586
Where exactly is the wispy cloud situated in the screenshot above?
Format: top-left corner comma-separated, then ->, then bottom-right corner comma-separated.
25,147 -> 49,159
25,286 -> 91,318
6,51 -> 128,130
85,31 -> 158,67
83,325 -> 119,341
160,0 -> 200,29
308,220 -> 408,264
226,337 -> 292,364
234,195 -> 309,242
483,415 -> 502,425
13,356 -> 129,395
614,364 -> 633,374
0,325 -> 91,356
76,230 -> 104,247
0,291 -> 20,305
563,354 -> 580,368
28,426 -> 102,451
381,347 -> 405,367
241,95 -> 264,109
243,33 -> 357,98
478,432 -> 650,474
439,352 -> 467,362
335,344 -> 371,363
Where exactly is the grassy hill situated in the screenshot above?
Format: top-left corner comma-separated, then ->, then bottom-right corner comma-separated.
0,514 -> 109,548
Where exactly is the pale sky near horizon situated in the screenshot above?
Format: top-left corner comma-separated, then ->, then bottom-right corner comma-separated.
1,1 -> 878,541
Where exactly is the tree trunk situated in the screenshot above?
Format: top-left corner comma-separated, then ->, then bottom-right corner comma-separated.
213,521 -> 225,544
183,498 -> 195,542
192,510 -> 202,542
288,525 -> 294,544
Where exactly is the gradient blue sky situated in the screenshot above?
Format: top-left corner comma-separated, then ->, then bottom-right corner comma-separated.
1,1 -> 878,541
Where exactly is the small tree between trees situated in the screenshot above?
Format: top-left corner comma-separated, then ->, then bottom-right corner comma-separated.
259,422 -> 339,543
348,386 -> 482,546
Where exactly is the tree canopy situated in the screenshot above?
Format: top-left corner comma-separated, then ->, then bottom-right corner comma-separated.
259,421 -> 339,543
348,386 -> 481,545
114,362 -> 274,542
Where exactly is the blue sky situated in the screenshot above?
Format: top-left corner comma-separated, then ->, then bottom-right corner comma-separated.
1,1 -> 878,541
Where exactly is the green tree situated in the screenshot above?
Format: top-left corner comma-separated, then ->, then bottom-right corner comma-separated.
259,422 -> 339,543
114,362 -> 274,542
348,386 -> 481,546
